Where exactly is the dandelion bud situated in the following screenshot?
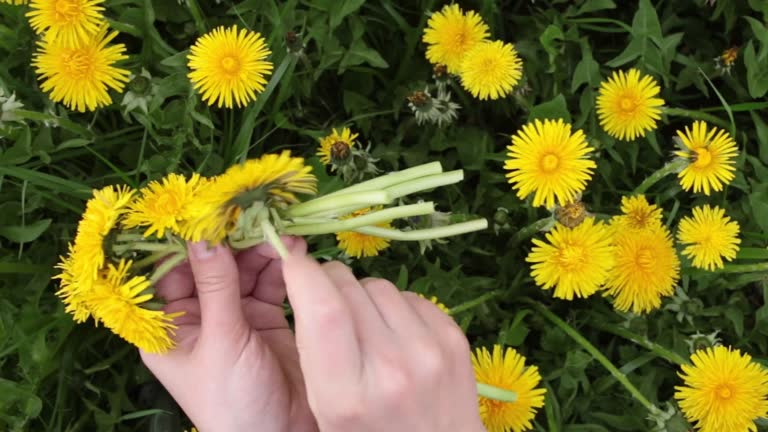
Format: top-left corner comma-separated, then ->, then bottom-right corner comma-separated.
330,141 -> 352,164
285,30 -> 305,54
554,200 -> 588,228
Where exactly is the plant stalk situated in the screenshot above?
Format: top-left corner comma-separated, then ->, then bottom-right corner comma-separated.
354,219 -> 488,241
324,162 -> 443,197
150,252 -> 187,284
720,262 -> 768,273
449,290 -> 503,315
284,203 -> 435,236
591,322 -> 688,365
633,159 -> 687,195
385,170 -> 464,200
477,383 -> 517,403
285,191 -> 391,218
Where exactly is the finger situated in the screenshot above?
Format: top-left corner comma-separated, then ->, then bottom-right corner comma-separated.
163,298 -> 201,327
187,241 -> 247,340
359,278 -> 425,333
283,254 -> 361,382
402,292 -> 457,334
236,236 -> 304,298
251,237 -> 307,305
242,297 -> 288,330
322,262 -> 387,336
154,260 -> 194,301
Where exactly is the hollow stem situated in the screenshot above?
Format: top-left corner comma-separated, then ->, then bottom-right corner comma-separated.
113,242 -> 178,254
449,290 -> 503,315
633,158 -> 687,195
354,219 -> 487,241
513,217 -> 554,244
150,252 -> 187,284
662,107 -> 731,130
115,233 -> 146,242
591,321 -> 688,366
477,382 -> 517,403
132,250 -> 174,271
261,220 -> 289,259
385,170 -> 464,200
285,191 -> 391,218
720,262 -> 768,273
324,162 -> 443,197
284,203 -> 435,236
523,299 -> 659,415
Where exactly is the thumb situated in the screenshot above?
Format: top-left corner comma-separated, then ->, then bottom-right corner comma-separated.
187,241 -> 246,339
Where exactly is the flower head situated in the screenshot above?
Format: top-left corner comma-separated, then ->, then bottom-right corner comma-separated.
527,218 -> 614,300
54,245 -> 93,322
677,205 -> 740,271
188,25 -> 273,108
182,151 -> 316,242
472,345 -> 546,432
596,69 -> 664,141
675,346 -> 768,432
422,4 -> 489,73
27,0 -> 105,46
336,207 -> 391,258
675,121 -> 738,195
504,119 -> 596,208
611,195 -> 663,231
32,25 -> 130,112
123,173 -> 207,238
604,225 -> 680,313
87,260 -> 178,354
459,40 -> 523,100
317,127 -> 358,166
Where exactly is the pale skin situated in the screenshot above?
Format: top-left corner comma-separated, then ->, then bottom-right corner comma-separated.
141,237 -> 485,432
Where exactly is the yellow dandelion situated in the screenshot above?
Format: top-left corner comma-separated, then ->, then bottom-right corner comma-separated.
459,40 -> 523,101
675,346 -> 768,432
596,69 -> 664,141
604,225 -> 680,314
677,205 -> 740,271
422,4 -> 489,73
472,345 -> 546,432
70,185 -> 134,284
611,195 -> 663,231
123,173 -> 207,239
87,260 -> 178,354
336,207 -> 391,258
720,47 -> 738,67
317,127 -> 358,166
182,151 -> 316,242
32,25 -> 130,113
504,119 -> 596,208
418,294 -> 450,314
54,245 -> 93,323
527,218 -> 614,300
27,0 -> 105,46
188,25 -> 273,108
675,121 -> 738,195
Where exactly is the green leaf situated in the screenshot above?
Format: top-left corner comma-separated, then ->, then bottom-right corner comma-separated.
572,39 -> 601,92
539,24 -> 565,69
749,183 -> 768,233
744,41 -> 768,98
56,138 -> 92,150
575,0 -> 616,14
751,111 -> 768,164
339,39 -> 389,72
528,94 -> 571,123
0,219 -> 51,243
329,0 -> 366,30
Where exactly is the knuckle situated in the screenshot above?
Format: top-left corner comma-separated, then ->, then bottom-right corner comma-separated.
361,277 -> 397,292
322,260 -> 352,275
194,272 -> 234,293
444,323 -> 471,354
375,362 -> 412,403
326,396 -> 366,426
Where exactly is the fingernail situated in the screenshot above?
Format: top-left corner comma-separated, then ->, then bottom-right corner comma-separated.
189,241 -> 217,260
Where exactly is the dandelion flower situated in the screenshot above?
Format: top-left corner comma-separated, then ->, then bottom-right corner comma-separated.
527,218 -> 614,300
124,173 -> 207,239
459,40 -> 523,100
70,185 -> 134,283
336,207 -> 391,258
611,195 -> 663,231
504,119 -> 596,208
472,345 -> 546,432
54,245 -> 93,322
317,127 -> 358,166
554,199 -> 590,228
87,260 -> 178,354
32,25 -> 130,112
27,0 -> 105,46
604,225 -> 680,314
188,25 -> 273,108
675,121 -> 738,195
418,294 -> 450,314
677,205 -> 740,271
182,151 -> 316,242
422,4 -> 489,73
596,69 -> 664,141
675,346 -> 768,432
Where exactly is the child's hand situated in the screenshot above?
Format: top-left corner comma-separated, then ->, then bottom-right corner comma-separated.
283,255 -> 485,432
140,238 -> 317,432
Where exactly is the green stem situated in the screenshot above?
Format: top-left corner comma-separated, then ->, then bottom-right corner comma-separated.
720,262 -> 768,273
284,203 -> 435,236
114,242 -> 177,253
186,0 -> 207,33
14,109 -> 95,139
523,299 -> 658,414
633,158 -> 687,195
150,252 -> 187,284
449,290 -> 502,315
285,191 -> 391,218
477,383 -> 517,403
384,170 -> 463,200
354,219 -> 487,241
261,220 -> 289,259
116,233 -> 146,242
513,217 -> 554,244
661,107 -> 731,130
591,322 -> 688,366
132,250 -> 174,270
324,162 -> 443,197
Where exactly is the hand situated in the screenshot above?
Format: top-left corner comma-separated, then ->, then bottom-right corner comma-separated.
140,238 -> 317,432
283,254 -> 485,432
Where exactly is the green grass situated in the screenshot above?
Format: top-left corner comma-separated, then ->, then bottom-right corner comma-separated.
1,0 -> 768,431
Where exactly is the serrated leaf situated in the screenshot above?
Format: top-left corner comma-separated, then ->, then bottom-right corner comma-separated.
528,94 -> 571,123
